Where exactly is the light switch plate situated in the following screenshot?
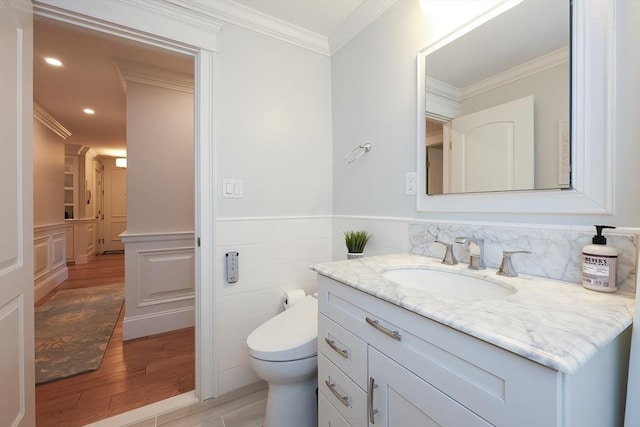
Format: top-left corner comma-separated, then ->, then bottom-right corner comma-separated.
223,179 -> 243,198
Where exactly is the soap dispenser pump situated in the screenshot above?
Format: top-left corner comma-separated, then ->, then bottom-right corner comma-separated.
581,225 -> 618,292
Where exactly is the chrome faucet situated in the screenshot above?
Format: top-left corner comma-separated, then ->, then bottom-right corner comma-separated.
435,240 -> 457,265
454,237 -> 485,270
497,250 -> 531,277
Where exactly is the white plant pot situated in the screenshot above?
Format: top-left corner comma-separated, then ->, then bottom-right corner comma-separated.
347,253 -> 364,260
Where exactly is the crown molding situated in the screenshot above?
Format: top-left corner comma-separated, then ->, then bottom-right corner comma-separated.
165,0 -> 395,56
34,0 -> 221,53
425,77 -> 461,121
426,46 -> 569,119
65,143 -> 84,155
461,46 -> 569,99
113,58 -> 194,93
329,0 -> 396,54
123,0 -> 223,36
168,0 -> 330,56
33,103 -> 72,139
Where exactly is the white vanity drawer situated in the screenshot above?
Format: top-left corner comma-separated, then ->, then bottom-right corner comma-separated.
318,313 -> 368,390
318,390 -> 352,427
318,352 -> 367,427
317,275 -> 559,427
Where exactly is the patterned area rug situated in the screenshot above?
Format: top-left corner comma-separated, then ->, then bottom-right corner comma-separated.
35,284 -> 124,385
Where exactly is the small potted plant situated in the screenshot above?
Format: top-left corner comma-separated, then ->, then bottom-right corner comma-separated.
344,230 -> 372,259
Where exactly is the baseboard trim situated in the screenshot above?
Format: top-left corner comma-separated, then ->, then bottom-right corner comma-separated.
123,306 -> 195,341
34,266 -> 69,303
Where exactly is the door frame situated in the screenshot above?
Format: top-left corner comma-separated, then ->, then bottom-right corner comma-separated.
33,0 -> 219,401
95,163 -> 104,254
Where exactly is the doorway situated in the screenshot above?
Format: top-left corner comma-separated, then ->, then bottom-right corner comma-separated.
33,16 -> 196,421
32,0 -> 218,419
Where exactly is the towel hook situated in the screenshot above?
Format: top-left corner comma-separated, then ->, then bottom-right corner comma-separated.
343,143 -> 372,164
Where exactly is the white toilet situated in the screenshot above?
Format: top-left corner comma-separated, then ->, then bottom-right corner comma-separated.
247,295 -> 318,427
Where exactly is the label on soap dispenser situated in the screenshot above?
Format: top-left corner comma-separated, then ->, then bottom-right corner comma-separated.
582,253 -> 617,291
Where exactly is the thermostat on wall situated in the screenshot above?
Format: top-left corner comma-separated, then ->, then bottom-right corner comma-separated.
225,251 -> 239,283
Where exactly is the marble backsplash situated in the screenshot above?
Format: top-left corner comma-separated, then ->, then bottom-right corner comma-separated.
410,223 -> 638,295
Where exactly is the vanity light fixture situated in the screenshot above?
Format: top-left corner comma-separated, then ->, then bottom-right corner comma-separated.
115,157 -> 127,168
44,57 -> 63,67
83,108 -> 95,115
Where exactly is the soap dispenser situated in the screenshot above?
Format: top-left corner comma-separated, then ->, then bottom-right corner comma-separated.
581,225 -> 618,292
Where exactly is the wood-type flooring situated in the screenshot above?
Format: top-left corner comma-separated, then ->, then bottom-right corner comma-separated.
35,254 -> 195,426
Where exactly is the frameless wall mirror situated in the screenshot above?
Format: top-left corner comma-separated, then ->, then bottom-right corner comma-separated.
417,0 -> 615,214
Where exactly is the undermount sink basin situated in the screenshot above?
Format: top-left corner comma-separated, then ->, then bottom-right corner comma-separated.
382,267 -> 516,298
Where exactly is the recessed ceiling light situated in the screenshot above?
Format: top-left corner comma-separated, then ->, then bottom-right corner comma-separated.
83,108 -> 95,115
44,57 -> 63,67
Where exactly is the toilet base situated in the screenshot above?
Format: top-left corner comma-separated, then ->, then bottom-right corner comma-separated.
264,375 -> 318,427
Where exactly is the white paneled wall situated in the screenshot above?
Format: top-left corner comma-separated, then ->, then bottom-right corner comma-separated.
215,216 -> 332,394
121,232 -> 195,341
33,224 -> 68,302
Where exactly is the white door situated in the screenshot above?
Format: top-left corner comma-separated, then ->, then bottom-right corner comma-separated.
103,159 -> 127,253
444,96 -> 534,193
427,146 -> 443,194
95,165 -> 104,254
0,0 -> 35,425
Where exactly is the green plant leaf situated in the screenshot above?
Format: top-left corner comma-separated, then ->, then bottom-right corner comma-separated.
344,230 -> 372,253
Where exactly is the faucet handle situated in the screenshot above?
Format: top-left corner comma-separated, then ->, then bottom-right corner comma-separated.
497,250 -> 531,277
435,240 -> 458,265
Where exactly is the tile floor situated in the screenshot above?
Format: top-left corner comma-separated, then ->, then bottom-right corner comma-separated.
124,384 -> 267,427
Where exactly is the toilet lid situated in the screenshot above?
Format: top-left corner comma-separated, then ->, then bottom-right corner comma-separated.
247,295 -> 317,362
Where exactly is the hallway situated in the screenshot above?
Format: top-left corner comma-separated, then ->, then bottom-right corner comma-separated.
35,254 -> 195,426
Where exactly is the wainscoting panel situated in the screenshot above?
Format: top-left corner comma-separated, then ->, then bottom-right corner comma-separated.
34,224 -> 69,302
215,216 -> 332,394
121,232 -> 195,341
86,223 -> 95,255
65,219 -> 97,265
138,247 -> 195,306
34,236 -> 50,281
51,232 -> 66,270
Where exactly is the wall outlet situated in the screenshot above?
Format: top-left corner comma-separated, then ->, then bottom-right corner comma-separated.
405,172 -> 417,195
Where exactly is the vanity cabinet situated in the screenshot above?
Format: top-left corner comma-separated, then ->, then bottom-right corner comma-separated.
317,274 -> 630,427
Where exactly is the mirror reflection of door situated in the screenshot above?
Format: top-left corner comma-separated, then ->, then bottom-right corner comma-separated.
446,96 -> 534,193
426,119 -> 444,194
427,96 -> 534,195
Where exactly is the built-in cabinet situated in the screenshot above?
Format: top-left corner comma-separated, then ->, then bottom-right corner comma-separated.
65,219 -> 96,264
317,275 -> 630,427
64,155 -> 77,219
64,145 -> 99,264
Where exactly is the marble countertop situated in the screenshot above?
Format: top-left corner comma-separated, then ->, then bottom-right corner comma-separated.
310,253 -> 636,374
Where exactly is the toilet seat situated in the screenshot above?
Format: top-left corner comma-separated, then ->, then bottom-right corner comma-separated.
247,295 -> 317,362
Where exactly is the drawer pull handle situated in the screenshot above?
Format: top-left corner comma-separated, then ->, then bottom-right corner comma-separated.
325,338 -> 349,359
325,380 -> 350,407
366,317 -> 401,341
368,376 -> 379,424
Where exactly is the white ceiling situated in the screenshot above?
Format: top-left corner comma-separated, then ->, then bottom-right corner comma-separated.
34,18 -> 194,157
426,0 -> 569,89
33,0 -> 370,157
